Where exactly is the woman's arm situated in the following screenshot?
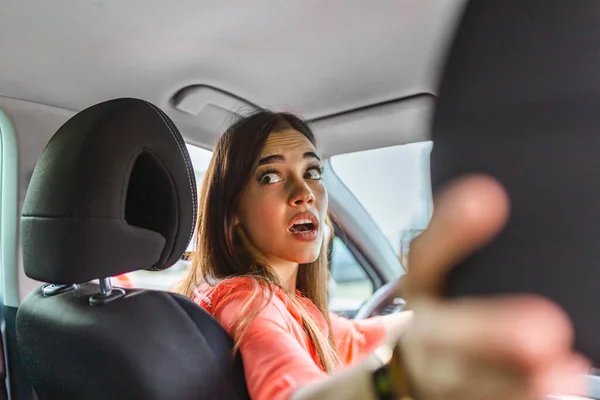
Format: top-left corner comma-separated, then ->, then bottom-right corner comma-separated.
379,310 -> 413,345
329,310 -> 413,366
292,312 -> 413,400
290,354 -> 382,400
214,287 -> 329,400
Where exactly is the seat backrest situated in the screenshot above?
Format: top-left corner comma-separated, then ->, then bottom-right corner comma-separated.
16,98 -> 249,400
430,0 -> 600,366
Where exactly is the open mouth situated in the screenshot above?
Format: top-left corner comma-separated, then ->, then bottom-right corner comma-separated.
289,220 -> 317,233
287,213 -> 319,236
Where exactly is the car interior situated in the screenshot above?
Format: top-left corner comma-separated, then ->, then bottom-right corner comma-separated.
1,1 -> 600,399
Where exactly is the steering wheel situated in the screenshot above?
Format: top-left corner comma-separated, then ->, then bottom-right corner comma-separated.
354,276 -> 408,319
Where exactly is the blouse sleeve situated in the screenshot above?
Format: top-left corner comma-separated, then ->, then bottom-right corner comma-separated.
212,283 -> 328,400
328,313 -> 387,367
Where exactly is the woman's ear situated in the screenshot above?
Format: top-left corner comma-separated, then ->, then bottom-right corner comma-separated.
234,214 -> 240,225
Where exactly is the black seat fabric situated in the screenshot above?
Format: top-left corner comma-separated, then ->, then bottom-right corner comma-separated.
16,98 -> 249,400
430,1 -> 600,365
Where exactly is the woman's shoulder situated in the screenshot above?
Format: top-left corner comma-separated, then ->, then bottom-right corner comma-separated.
204,276 -> 272,299
193,276 -> 286,314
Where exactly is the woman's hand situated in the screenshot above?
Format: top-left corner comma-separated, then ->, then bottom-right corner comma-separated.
400,175 -> 590,400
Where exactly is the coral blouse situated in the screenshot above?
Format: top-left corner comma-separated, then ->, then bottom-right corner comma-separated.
193,277 -> 386,400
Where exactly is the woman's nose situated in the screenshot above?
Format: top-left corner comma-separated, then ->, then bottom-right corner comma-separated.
289,180 -> 315,206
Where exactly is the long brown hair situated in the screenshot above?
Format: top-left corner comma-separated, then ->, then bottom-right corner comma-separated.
178,109 -> 339,372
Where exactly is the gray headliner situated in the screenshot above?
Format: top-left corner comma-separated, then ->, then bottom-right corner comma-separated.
0,1 -> 465,300
0,0 -> 465,148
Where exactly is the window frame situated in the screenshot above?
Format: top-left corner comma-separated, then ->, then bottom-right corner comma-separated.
330,218 -> 383,290
323,160 -> 405,284
327,221 -> 382,317
0,109 -> 19,307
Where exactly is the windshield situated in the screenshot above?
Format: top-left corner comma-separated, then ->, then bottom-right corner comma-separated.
330,141 -> 433,262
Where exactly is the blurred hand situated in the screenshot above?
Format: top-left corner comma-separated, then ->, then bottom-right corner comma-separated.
400,174 -> 590,400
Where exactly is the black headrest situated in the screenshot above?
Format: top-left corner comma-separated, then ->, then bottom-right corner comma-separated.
21,98 -> 197,284
430,1 -> 600,363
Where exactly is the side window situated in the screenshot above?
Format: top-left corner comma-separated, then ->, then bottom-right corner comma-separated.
328,236 -> 373,314
1,108 -> 19,305
330,142 -> 433,266
111,144 -> 212,290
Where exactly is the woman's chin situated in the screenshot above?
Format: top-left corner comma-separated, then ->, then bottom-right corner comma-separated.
287,250 -> 321,265
274,235 -> 324,264
274,247 -> 320,265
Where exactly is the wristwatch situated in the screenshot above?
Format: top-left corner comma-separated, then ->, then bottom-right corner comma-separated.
371,343 -> 416,400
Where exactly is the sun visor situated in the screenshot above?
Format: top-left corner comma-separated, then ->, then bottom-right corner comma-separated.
309,94 -> 435,158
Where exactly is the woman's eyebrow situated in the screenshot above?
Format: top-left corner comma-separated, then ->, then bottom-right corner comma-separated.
304,151 -> 321,162
257,154 -> 285,166
257,151 -> 320,167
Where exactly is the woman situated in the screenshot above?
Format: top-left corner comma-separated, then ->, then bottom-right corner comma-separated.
178,110 -> 588,400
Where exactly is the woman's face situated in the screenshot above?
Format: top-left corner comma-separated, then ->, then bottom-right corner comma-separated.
236,129 -> 328,265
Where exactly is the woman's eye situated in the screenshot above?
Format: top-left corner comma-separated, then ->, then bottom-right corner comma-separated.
304,168 -> 322,180
260,172 -> 283,185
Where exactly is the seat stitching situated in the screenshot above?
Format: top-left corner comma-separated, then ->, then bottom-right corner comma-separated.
144,103 -> 197,248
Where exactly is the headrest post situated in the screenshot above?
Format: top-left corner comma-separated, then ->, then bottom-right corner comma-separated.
89,278 -> 126,306
99,278 -> 113,296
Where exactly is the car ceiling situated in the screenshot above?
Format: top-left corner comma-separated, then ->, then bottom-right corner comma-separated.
0,0 -> 465,152
0,0 -> 466,301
